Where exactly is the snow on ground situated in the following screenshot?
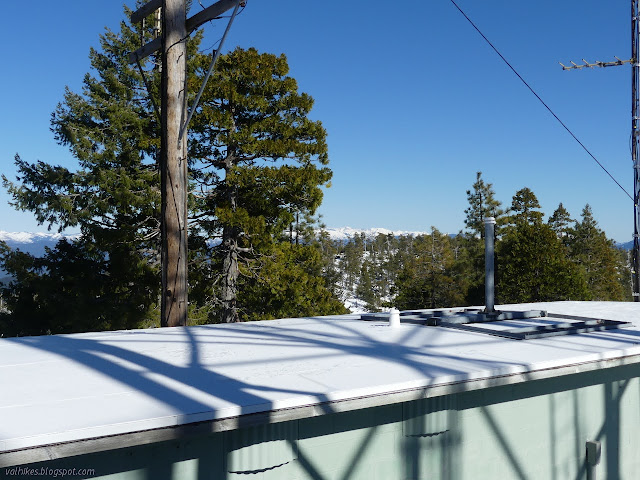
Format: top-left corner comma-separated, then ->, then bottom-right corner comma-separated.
0,231 -> 72,244
322,227 -> 430,241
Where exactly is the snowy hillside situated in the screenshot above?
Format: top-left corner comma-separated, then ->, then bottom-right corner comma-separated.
0,227 -> 429,258
321,227 -> 430,241
617,240 -> 633,251
0,231 -> 79,257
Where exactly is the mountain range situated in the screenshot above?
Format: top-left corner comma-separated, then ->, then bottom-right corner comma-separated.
0,231 -> 80,258
0,229 -> 634,256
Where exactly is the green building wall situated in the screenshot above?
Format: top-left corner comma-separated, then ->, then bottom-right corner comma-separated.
5,363 -> 640,480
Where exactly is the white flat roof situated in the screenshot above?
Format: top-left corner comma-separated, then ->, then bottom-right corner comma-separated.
1,301 -> 640,454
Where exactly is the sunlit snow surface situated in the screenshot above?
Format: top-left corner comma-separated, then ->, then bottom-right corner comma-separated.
1,301 -> 639,452
0,231 -> 79,244
321,226 -> 430,241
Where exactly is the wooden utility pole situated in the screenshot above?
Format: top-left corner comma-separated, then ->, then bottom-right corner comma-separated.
160,0 -> 189,327
129,0 -> 243,326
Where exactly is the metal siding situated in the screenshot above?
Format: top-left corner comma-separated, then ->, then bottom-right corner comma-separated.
6,364 -> 640,480
403,394 -> 458,436
225,421 -> 298,474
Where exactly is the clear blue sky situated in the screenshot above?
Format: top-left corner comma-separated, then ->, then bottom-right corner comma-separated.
0,0 -> 634,241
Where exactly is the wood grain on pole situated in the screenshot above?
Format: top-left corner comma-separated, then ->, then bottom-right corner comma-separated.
161,0 -> 188,327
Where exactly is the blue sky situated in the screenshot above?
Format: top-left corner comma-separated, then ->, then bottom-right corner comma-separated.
0,0 -> 634,242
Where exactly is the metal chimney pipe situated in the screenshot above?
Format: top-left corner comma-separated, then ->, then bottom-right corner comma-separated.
484,217 -> 496,313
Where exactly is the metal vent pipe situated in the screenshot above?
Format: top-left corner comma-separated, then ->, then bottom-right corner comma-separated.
484,217 -> 496,313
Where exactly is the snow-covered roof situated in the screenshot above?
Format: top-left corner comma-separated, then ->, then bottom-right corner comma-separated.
1,301 -> 640,457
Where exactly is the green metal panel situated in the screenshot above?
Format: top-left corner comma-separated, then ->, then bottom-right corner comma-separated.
5,363 -> 640,480
403,394 -> 458,436
225,422 -> 298,474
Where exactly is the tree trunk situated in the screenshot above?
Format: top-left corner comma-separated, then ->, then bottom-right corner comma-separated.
221,224 -> 239,323
221,154 -> 239,323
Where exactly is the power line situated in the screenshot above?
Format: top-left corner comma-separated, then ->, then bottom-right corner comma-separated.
449,0 -> 634,202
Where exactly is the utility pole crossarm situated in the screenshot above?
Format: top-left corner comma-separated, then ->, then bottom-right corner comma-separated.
131,0 -> 162,24
129,37 -> 162,65
187,0 -> 244,32
128,0 -> 243,64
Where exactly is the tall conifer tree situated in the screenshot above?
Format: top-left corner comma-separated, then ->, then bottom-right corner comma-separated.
1,10 -> 344,334
394,229 -> 467,310
548,202 -> 574,242
464,172 -> 504,238
463,172 -> 504,305
507,187 -> 544,226
1,9 -> 164,334
497,189 -> 588,303
568,205 -> 628,300
187,47 -> 335,322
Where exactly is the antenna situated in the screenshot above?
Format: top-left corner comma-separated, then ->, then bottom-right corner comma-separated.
559,57 -> 632,70
559,0 -> 640,301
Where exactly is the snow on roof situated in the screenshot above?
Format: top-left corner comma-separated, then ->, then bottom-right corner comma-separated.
1,301 -> 640,453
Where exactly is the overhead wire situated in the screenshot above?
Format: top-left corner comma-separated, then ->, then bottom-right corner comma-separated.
180,0 -> 242,141
135,58 -> 161,123
199,3 -> 246,53
449,0 -> 634,202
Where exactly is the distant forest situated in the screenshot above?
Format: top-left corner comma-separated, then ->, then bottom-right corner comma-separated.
315,172 -> 631,313
0,171 -> 631,336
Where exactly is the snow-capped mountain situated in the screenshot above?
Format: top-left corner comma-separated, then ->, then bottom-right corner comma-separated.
321,227 -> 430,241
2,228 -> 633,251
0,227 -> 429,256
0,231 -> 79,257
616,240 -> 633,251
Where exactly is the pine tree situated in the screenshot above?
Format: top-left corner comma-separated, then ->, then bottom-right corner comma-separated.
238,242 -> 347,320
463,172 -> 504,305
0,238 -> 157,336
548,202 -> 573,237
356,259 -> 379,312
548,202 -> 574,249
373,233 -> 397,304
568,205 -> 629,300
1,9 -> 165,334
186,47 -> 337,322
341,236 -> 365,294
394,229 -> 467,310
496,222 -> 588,303
508,187 -> 544,226
315,227 -> 344,301
1,11 -> 345,333
464,172 -> 504,238
496,189 -> 588,303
